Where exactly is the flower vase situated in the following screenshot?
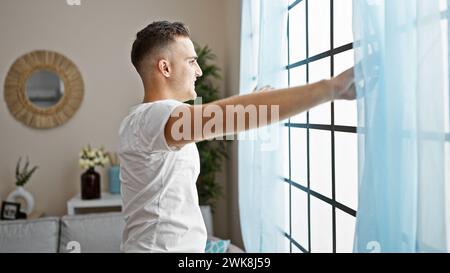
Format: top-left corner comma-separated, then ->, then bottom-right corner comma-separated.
81,167 -> 101,200
7,186 -> 35,215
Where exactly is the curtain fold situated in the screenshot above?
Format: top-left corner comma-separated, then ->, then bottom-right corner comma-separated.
238,0 -> 288,252
353,0 -> 448,252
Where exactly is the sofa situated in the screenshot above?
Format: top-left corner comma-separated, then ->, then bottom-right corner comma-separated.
0,212 -> 244,253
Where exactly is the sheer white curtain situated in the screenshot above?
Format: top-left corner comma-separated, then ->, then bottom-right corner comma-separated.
353,0 -> 449,252
238,0 -> 288,252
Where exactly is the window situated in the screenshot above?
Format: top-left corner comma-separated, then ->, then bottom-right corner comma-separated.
284,0 -> 357,253
283,0 -> 450,253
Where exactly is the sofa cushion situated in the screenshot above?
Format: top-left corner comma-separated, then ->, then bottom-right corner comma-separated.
0,217 -> 59,253
208,236 -> 245,253
59,212 -> 124,253
205,239 -> 230,253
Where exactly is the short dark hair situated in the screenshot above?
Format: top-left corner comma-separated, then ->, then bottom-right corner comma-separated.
131,21 -> 190,73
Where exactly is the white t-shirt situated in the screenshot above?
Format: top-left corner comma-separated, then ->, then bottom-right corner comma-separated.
118,99 -> 207,252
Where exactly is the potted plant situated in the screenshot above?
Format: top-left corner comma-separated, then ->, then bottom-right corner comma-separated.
191,44 -> 229,235
6,157 -> 39,216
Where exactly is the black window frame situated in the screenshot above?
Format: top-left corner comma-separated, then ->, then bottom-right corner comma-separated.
286,0 -> 358,253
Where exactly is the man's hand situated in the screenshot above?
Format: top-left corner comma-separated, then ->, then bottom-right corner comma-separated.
331,67 -> 356,101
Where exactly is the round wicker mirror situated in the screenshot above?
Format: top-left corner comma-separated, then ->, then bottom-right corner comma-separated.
4,50 -> 84,129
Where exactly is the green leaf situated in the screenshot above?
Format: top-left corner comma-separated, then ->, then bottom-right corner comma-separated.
24,157 -> 30,174
15,157 -> 21,180
14,157 -> 38,186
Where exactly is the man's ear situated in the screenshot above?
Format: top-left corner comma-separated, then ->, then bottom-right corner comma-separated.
158,59 -> 171,78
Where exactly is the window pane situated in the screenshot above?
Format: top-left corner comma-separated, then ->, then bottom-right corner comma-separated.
309,57 -> 331,82
290,65 -> 307,124
336,209 -> 356,253
310,197 -> 332,252
282,127 -> 290,179
335,132 -> 358,209
334,0 -> 353,47
289,2 -> 306,64
283,180 -> 290,233
334,49 -> 357,126
334,48 -> 354,73
291,112 -> 307,125
308,0 -> 330,57
291,128 -> 308,186
290,64 -> 307,87
334,102 -> 357,127
292,187 -> 309,249
309,129 -> 332,198
309,57 -> 331,124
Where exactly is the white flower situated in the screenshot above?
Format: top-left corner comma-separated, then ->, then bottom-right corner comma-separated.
79,159 -> 90,169
79,145 -> 113,169
101,157 -> 109,165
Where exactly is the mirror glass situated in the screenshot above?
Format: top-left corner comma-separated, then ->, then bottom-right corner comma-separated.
26,69 -> 64,108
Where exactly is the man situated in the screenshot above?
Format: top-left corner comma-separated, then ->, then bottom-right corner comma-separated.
119,21 -> 355,253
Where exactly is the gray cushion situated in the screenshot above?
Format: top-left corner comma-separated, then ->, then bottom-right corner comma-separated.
0,217 -> 59,253
59,212 -> 124,253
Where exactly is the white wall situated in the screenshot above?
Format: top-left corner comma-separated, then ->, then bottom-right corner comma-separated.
0,0 -> 243,247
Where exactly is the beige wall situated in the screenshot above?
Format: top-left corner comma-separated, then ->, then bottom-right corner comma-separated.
223,0 -> 244,249
0,0 -> 243,248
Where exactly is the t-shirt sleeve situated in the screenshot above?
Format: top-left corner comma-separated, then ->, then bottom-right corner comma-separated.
138,99 -> 184,153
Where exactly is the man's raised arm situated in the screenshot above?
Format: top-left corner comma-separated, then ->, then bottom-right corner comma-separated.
165,67 -> 355,149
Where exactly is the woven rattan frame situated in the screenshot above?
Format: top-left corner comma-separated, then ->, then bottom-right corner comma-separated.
4,50 -> 84,129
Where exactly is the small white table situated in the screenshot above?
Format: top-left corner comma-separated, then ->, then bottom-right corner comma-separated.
67,192 -> 122,215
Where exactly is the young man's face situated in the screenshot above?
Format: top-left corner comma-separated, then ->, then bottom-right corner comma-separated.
168,36 -> 203,102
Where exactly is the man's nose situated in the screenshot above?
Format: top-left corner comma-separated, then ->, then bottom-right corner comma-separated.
196,64 -> 203,78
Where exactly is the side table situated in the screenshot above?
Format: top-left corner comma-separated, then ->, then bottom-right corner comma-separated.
67,192 -> 122,215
